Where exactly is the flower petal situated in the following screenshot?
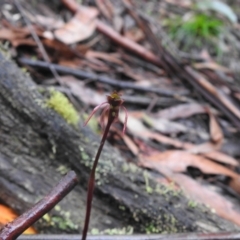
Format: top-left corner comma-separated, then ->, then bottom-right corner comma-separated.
84,102 -> 109,126
121,106 -> 128,134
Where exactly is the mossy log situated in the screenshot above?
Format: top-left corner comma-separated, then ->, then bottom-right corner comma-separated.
0,52 -> 239,234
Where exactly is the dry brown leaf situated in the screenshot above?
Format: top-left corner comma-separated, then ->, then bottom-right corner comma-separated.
157,103 -> 207,120
150,132 -> 238,166
86,50 -> 124,65
139,151 -> 240,227
187,107 -> 223,154
112,15 -> 124,32
147,131 -> 193,149
218,91 -> 240,119
11,38 -> 36,48
203,151 -> 238,166
188,142 -> 222,155
114,127 -> 139,156
151,138 -> 220,166
124,27 -> 144,42
119,113 -> 238,166
120,112 -> 189,138
0,28 -> 29,43
119,112 -> 148,138
42,38 -> 76,59
165,0 -> 192,7
139,150 -> 238,178
194,62 -> 230,73
0,26 -> 37,47
122,134 -> 139,156
34,15 -> 64,29
143,114 -> 192,135
207,107 -> 223,144
63,55 -> 110,72
229,177 -> 240,195
156,172 -> 240,227
120,65 -> 148,82
185,67 -> 240,120
54,6 -> 98,44
84,58 -> 111,72
59,76 -> 105,106
19,8 -> 64,30
234,92 -> 240,101
199,49 -> 212,61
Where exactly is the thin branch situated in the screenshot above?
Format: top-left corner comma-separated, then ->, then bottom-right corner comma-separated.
0,171 -> 79,240
18,57 -> 186,97
14,0 -> 62,84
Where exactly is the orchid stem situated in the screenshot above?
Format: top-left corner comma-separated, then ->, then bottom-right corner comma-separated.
81,116 -> 114,240
81,91 -> 127,240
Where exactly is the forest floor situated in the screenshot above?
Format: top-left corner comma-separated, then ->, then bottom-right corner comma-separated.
1,0 -> 240,235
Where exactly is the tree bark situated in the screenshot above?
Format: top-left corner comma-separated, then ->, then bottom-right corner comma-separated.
0,52 -> 239,234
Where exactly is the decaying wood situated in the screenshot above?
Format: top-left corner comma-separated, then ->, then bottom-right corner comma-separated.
0,52 -> 239,234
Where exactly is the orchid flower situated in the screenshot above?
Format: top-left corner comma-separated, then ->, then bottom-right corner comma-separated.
84,91 -> 128,134
81,91 -> 128,240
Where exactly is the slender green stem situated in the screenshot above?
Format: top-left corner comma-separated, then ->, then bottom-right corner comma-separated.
81,114 -> 114,240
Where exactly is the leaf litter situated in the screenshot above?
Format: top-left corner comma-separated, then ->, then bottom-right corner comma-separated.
54,6 -> 99,44
3,0 -> 240,230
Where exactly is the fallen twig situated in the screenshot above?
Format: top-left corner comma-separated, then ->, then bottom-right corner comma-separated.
0,171 -> 78,240
19,57 -> 186,97
14,0 -> 62,84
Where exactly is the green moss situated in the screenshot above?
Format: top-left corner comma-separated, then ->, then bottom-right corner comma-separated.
122,162 -> 138,173
91,228 -> 100,234
56,165 -> 70,175
78,144 -> 114,185
142,212 -> 179,234
79,146 -> 89,161
188,200 -> 198,208
155,182 -> 181,197
46,89 -> 79,126
50,215 -> 78,230
0,42 -> 11,59
119,205 -> 126,211
91,226 -> 134,235
143,171 -> 153,194
145,222 -> 159,234
54,205 -> 61,211
43,211 -> 78,231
